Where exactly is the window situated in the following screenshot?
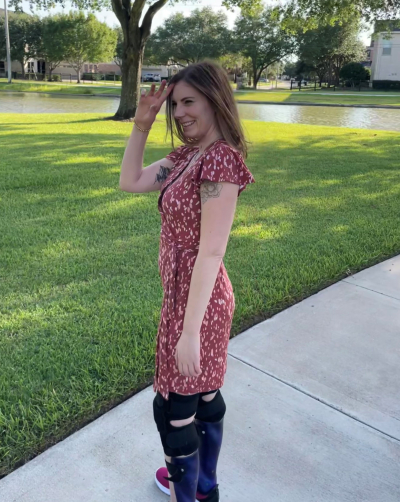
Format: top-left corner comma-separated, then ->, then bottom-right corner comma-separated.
84,64 -> 88,72
382,38 -> 392,56
0,61 -> 5,71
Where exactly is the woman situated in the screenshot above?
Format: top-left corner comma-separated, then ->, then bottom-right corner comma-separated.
119,61 -> 255,502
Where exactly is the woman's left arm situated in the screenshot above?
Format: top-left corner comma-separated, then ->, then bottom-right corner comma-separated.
182,180 -> 239,338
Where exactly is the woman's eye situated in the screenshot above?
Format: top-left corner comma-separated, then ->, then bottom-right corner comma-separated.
185,101 -> 193,105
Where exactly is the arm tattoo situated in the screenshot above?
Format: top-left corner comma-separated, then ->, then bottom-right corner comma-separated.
155,165 -> 172,185
200,181 -> 223,204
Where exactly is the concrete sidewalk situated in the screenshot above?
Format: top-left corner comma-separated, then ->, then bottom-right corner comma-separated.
1,255 -> 399,502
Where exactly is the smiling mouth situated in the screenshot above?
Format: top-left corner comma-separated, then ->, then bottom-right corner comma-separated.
181,120 -> 195,128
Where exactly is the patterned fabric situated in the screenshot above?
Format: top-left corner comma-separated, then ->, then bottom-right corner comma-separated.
153,139 -> 255,400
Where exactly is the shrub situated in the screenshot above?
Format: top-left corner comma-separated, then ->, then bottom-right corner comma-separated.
340,63 -> 370,84
82,73 -> 102,81
372,80 -> 400,90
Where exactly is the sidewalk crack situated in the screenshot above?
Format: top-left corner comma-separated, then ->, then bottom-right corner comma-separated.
227,352 -> 400,444
342,280 -> 400,301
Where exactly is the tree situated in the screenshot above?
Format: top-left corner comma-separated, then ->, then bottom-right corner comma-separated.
233,6 -> 298,89
217,53 -> 250,81
329,25 -> 365,85
0,12 -> 41,77
145,7 -> 231,66
285,0 -> 400,26
9,0 -> 263,121
297,17 -> 366,85
59,12 -> 116,84
297,26 -> 333,84
340,62 -> 370,85
38,15 -> 70,80
283,61 -> 297,78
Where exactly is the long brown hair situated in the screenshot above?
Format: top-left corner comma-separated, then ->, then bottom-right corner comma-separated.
166,60 -> 249,159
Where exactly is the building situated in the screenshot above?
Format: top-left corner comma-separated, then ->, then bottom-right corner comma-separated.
361,44 -> 372,69
370,23 -> 400,84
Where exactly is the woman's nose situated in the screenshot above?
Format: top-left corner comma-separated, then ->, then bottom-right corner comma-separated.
174,104 -> 185,118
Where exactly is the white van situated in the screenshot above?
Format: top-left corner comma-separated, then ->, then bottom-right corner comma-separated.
143,73 -> 161,82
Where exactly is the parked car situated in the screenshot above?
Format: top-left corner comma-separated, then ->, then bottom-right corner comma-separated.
143,73 -> 161,82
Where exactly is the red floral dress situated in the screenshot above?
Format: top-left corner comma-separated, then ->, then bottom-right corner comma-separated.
153,138 -> 255,400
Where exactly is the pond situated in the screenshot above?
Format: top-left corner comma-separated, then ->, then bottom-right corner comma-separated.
1,91 -> 400,132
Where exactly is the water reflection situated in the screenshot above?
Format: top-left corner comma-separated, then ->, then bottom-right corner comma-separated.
237,102 -> 400,131
1,91 -> 399,132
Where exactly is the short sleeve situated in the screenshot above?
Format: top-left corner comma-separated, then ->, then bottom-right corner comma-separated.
165,145 -> 187,166
191,144 -> 255,197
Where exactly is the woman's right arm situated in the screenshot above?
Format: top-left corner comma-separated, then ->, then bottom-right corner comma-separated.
119,80 -> 175,194
119,125 -> 174,193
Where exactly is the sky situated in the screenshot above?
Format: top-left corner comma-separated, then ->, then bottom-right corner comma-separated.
19,0 -> 373,44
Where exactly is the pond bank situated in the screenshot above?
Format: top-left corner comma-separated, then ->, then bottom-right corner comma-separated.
2,89 -> 400,109
236,99 -> 400,109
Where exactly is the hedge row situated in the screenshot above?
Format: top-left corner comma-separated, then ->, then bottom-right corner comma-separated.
372,80 -> 400,90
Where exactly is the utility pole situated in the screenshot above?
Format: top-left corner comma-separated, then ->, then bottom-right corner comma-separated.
3,0 -> 12,83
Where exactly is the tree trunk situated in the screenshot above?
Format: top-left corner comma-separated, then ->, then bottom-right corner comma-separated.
252,62 -> 257,89
110,0 -> 169,120
20,61 -> 25,78
77,68 -> 81,84
114,45 -> 143,120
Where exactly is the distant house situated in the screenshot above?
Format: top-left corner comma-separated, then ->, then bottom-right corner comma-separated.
97,62 -> 180,80
370,22 -> 400,84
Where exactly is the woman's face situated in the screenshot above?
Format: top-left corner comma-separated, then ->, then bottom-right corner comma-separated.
171,81 -> 217,140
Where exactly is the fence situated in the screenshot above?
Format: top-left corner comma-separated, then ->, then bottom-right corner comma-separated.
290,79 -> 336,91
289,79 -> 377,92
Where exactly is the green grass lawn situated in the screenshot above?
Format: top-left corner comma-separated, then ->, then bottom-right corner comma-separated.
1,113 -> 400,476
2,79 -> 400,105
0,79 -> 152,95
235,89 -> 400,106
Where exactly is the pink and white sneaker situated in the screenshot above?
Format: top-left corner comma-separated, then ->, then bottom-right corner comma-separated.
155,466 -> 219,501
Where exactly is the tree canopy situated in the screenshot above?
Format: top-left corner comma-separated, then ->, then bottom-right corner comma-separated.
233,6 -> 298,88
60,12 -> 117,83
145,7 -> 231,65
0,12 -> 41,76
297,17 -> 366,85
285,0 -> 400,25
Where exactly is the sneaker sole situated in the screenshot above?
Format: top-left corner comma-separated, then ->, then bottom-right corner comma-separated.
154,471 -> 201,502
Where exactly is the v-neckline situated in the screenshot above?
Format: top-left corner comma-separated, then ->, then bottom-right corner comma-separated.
158,138 -> 225,213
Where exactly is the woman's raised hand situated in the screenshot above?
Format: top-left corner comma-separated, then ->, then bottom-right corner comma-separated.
134,80 -> 174,130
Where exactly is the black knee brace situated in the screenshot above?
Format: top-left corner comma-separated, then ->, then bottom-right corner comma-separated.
196,389 -> 226,423
153,392 -> 200,458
